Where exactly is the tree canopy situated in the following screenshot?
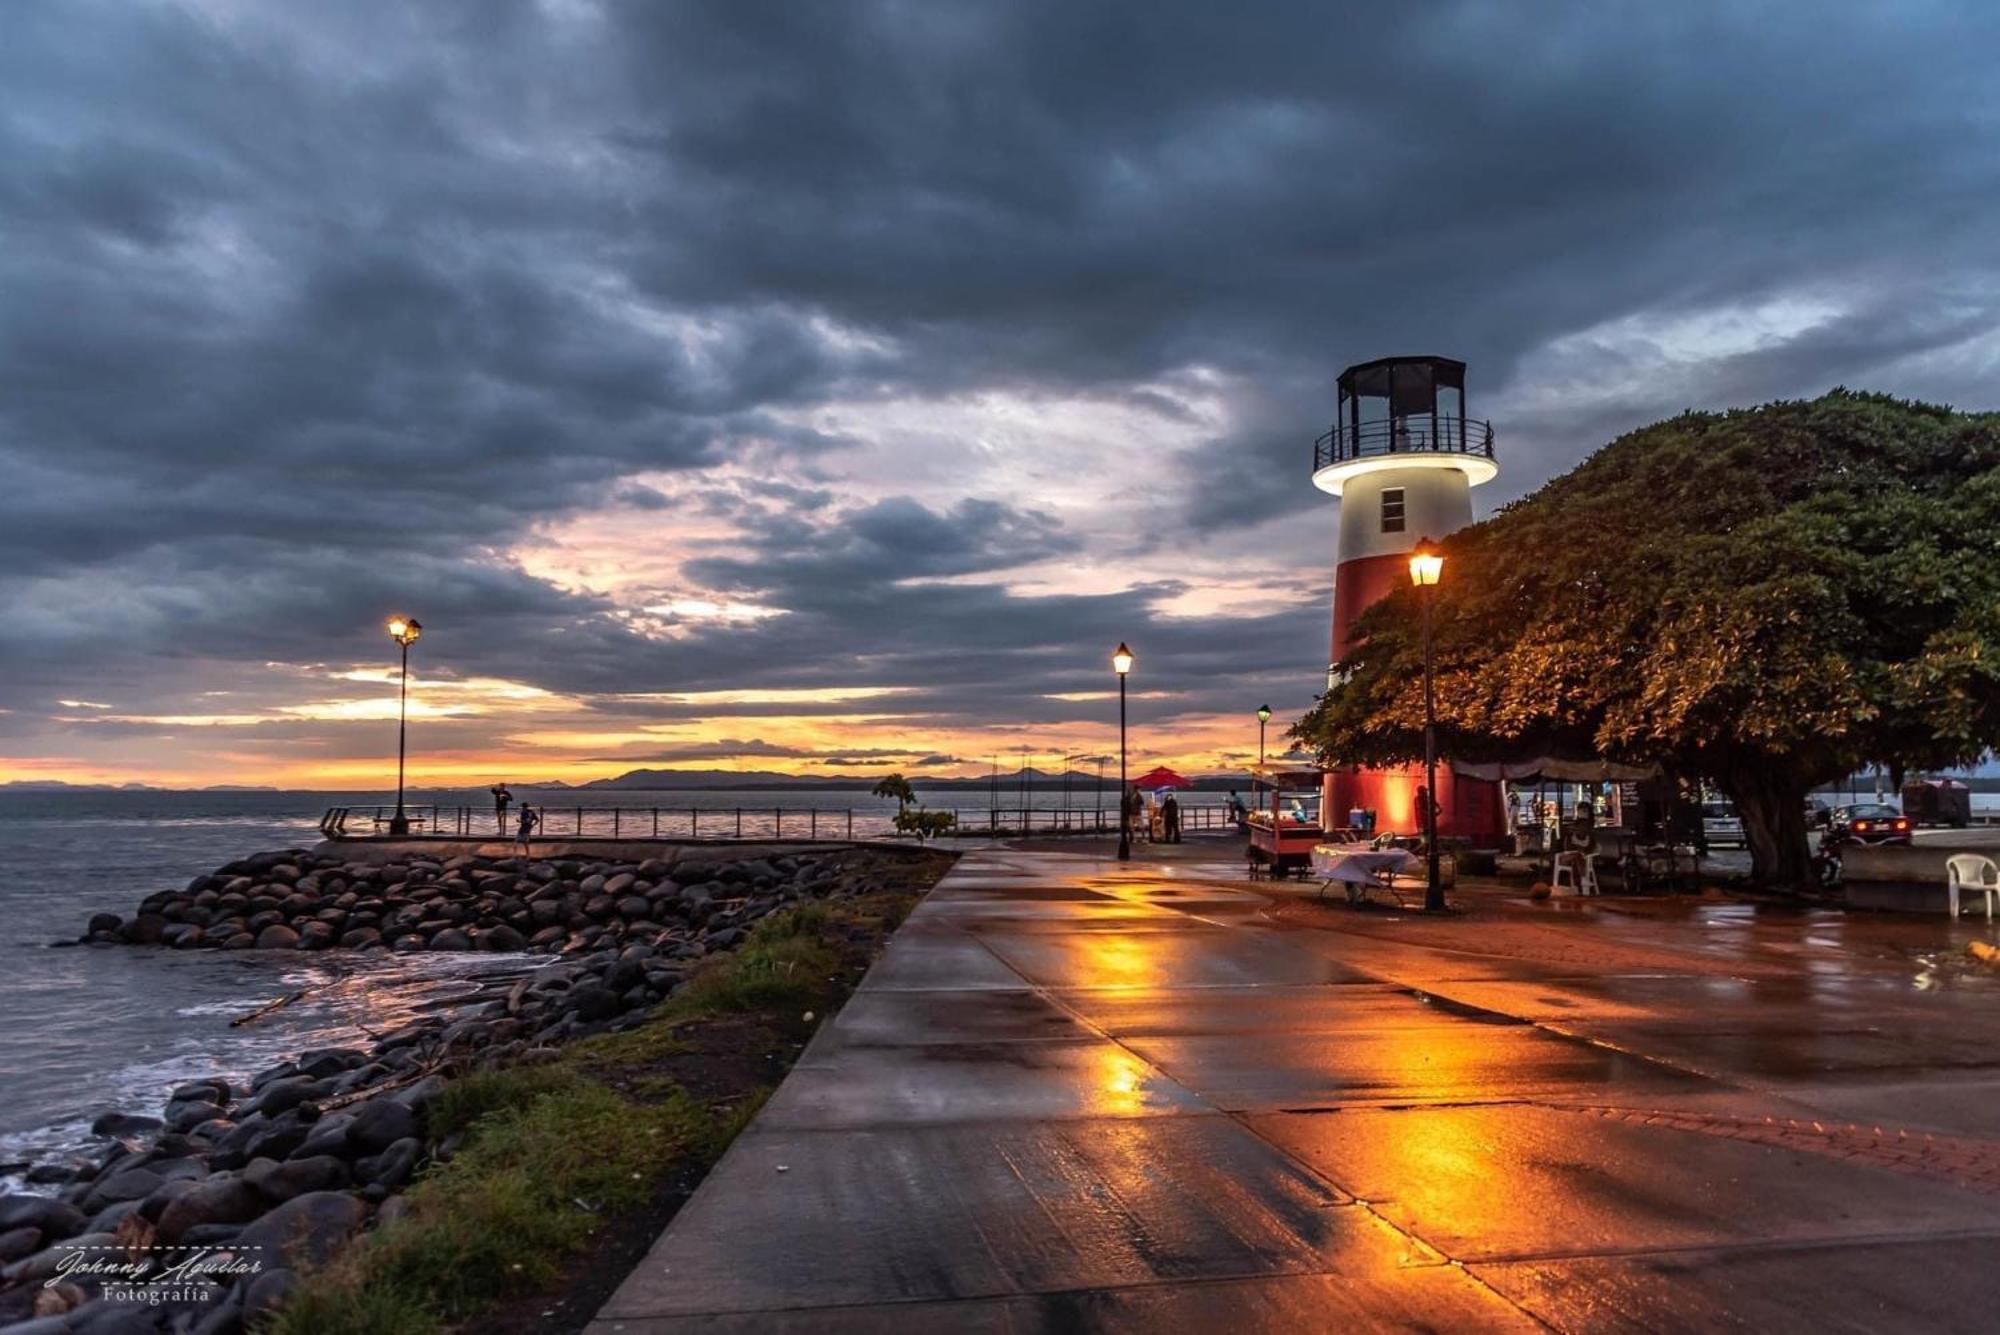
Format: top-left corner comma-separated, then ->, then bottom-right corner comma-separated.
1293,390 -> 2000,883
871,774 -> 917,807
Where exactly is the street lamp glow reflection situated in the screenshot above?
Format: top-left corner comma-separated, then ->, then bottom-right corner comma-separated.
1112,642 -> 1133,861
1408,538 -> 1444,912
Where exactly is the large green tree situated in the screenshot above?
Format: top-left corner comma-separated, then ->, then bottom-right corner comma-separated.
1293,391 -> 2000,884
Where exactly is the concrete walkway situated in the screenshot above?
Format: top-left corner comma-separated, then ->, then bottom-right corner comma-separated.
588,848 -> 2000,1332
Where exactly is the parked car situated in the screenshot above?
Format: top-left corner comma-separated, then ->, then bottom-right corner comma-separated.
1827,803 -> 1912,846
1700,800 -> 1744,848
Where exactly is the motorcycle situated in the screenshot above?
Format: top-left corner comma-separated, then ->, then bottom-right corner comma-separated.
1810,829 -> 1849,890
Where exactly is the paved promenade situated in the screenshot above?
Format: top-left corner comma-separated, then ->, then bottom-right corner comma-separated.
589,847 -> 2000,1332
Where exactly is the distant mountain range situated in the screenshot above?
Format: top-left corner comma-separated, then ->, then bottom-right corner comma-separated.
574,766 -> 1262,792
0,780 -> 281,792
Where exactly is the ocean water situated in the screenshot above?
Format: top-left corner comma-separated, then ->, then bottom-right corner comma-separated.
0,790 -> 556,1189
0,783 -> 1171,1188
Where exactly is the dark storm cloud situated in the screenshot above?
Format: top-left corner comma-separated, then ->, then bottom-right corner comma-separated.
6,0 -> 2000,755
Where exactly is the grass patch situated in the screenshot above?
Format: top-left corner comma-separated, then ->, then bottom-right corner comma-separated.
269,852 -> 947,1335
664,906 -> 841,1017
425,1064 -> 573,1141
271,1080 -> 721,1335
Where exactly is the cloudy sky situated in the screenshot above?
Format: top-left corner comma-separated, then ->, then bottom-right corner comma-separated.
4,1 -> 1998,788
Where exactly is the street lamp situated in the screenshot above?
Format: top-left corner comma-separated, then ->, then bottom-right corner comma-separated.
1257,703 -> 1272,766
1113,642 -> 1133,860
386,616 -> 423,836
1408,541 -> 1444,911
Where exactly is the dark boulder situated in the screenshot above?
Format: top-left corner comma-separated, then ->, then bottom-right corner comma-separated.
429,927 -> 473,952
82,1200 -> 142,1236
119,914 -> 168,945
155,1175 -> 266,1244
83,1167 -> 162,1208
233,1190 -> 366,1271
242,1118 -> 314,1164
345,1098 -> 420,1154
478,923 -> 527,952
356,1137 -> 421,1190
241,1266 -> 298,1328
0,1194 -> 85,1239
292,1111 -> 358,1161
137,1176 -> 200,1222
23,1162 -> 77,1185
565,982 -> 619,1022
246,1076 -> 323,1118
166,1100 -> 226,1134
254,924 -> 300,950
245,1154 -> 349,1204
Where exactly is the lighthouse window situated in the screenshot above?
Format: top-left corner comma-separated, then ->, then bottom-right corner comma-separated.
1380,488 -> 1406,533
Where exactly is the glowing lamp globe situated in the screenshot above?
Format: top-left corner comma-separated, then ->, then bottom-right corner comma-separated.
1408,545 -> 1443,587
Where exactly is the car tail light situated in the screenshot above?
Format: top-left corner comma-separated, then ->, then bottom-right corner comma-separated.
1855,821 -> 1871,831
1895,819 -> 1909,831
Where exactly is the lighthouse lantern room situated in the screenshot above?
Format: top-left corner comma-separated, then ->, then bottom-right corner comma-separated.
1312,355 -> 1504,843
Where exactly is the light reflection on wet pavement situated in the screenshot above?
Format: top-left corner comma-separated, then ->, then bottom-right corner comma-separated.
591,848 -> 2000,1333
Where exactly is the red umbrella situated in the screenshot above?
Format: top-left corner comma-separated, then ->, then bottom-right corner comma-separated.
1131,766 -> 1192,790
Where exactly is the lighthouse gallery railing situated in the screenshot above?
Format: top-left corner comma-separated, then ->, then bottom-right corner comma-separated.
1314,416 -> 1495,473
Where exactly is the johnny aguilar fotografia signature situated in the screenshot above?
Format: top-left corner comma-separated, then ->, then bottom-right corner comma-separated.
52,1245 -> 264,1305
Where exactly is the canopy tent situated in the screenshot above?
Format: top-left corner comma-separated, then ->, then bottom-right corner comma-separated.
1449,757 -> 1660,784
1131,766 -> 1193,790
1247,763 -> 1326,791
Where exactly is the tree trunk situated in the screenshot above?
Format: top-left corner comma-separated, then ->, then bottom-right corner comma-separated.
1719,763 -> 1813,887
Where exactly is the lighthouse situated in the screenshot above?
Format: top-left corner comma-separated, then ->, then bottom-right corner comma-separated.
1311,355 -> 1504,842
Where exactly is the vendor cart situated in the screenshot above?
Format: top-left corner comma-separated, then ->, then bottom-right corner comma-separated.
1245,764 -> 1329,878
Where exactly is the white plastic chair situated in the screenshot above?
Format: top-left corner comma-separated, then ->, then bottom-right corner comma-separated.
1552,853 -> 1599,896
1945,854 -> 1999,921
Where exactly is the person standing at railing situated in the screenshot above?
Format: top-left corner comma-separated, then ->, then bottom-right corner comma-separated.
491,782 -> 513,834
1162,792 -> 1182,844
514,803 -> 539,853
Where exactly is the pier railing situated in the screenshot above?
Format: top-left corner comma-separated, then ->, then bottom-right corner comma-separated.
318,803 -> 1239,842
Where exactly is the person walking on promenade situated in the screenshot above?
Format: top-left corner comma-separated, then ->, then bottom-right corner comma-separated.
514,803 -> 540,854
1162,791 -> 1182,843
491,782 -> 513,833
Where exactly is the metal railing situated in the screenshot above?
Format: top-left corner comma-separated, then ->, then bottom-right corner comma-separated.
319,802 -> 1241,842
1313,415 -> 1494,473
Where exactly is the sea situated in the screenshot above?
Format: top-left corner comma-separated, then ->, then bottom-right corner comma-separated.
0,783 -> 1192,1189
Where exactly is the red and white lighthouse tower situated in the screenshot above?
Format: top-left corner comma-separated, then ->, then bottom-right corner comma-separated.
1312,355 -> 1505,843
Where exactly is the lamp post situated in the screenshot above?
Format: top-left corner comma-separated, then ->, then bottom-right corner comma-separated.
1257,703 -> 1272,766
1408,541 -> 1444,911
1113,642 -> 1133,860
386,616 -> 423,836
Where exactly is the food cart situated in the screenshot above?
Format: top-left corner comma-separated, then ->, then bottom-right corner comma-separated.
1245,764 -> 1330,878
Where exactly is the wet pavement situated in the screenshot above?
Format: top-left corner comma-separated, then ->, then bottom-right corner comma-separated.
589,847 -> 2000,1333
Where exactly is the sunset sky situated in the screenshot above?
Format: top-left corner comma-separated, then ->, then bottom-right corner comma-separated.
6,2 -> 2000,788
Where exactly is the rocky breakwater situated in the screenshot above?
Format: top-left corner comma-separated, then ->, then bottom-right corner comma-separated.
4,846 -> 893,1333
77,845 -> 822,958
